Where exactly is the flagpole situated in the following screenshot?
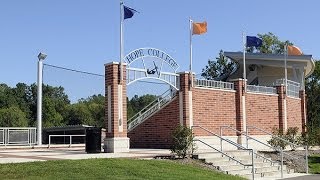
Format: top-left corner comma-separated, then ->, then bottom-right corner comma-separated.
120,1 -> 124,84
284,44 -> 288,95
242,31 -> 247,133
189,17 -> 193,87
284,43 -> 288,131
242,32 -> 246,85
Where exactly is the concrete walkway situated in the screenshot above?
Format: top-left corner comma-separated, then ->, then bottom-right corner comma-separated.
0,146 -> 171,164
282,175 -> 320,180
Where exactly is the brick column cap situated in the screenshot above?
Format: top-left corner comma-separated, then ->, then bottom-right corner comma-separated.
104,62 -> 128,66
177,71 -> 195,75
229,78 -> 247,82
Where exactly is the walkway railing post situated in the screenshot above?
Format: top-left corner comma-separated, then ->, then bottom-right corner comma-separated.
69,135 -> 72,148
305,145 -> 309,173
251,149 -> 255,180
246,130 -> 249,149
48,135 -> 51,148
280,148 -> 283,178
220,127 -> 223,151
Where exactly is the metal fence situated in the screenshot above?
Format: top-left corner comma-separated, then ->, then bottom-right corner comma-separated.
195,79 -> 234,90
48,135 -> 85,148
275,79 -> 300,98
247,85 -> 277,95
0,127 -> 36,146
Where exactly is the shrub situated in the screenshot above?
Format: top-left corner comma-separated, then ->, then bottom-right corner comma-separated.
170,125 -> 195,158
285,127 -> 299,150
267,127 -> 288,150
299,126 -> 320,147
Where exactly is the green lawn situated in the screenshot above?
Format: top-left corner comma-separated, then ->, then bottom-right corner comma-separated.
309,154 -> 320,174
0,158 -> 245,180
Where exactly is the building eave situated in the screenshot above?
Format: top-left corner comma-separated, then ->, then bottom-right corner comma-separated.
224,52 -> 315,77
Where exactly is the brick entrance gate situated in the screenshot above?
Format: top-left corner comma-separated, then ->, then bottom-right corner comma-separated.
104,62 -> 306,152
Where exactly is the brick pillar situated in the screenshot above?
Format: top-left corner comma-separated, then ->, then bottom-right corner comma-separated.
300,90 -> 307,133
178,72 -> 193,128
231,79 -> 246,146
232,79 -> 245,134
276,85 -> 286,133
104,62 -> 129,153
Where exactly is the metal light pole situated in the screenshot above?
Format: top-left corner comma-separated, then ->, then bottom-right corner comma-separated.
37,52 -> 47,145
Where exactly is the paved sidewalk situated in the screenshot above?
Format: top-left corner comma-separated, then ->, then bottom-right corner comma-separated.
0,146 -> 172,164
282,175 -> 320,180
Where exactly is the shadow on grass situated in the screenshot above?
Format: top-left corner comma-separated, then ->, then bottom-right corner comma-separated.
309,155 -> 320,174
309,156 -> 320,163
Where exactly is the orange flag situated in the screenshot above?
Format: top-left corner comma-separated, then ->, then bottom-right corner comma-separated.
192,21 -> 207,35
287,45 -> 302,55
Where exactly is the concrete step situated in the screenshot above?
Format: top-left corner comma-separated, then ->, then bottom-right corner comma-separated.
207,159 -> 238,166
194,150 -> 294,179
196,152 -> 225,159
218,164 -> 249,171
239,169 -> 294,179
261,168 -> 294,177
225,150 -> 251,157
219,162 -> 276,171
238,158 -> 265,164
255,165 -> 286,173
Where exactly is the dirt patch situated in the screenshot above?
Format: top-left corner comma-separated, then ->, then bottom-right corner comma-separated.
154,155 -> 220,171
259,150 -> 320,173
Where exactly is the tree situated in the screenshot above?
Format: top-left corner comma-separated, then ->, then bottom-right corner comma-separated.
201,50 -> 236,80
248,32 -> 293,54
201,32 -> 293,80
305,60 -> 320,129
65,103 -> 95,126
0,106 -> 28,127
127,94 -> 157,120
77,94 -> 105,127
30,84 -> 70,127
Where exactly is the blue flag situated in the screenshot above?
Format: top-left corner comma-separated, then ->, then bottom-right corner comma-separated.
246,36 -> 263,48
124,5 -> 137,20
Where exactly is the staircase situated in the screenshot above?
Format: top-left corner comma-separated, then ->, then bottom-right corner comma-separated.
195,150 -> 294,179
191,125 -> 305,179
127,89 -> 177,132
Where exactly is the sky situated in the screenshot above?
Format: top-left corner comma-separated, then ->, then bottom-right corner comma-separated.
0,0 -> 319,101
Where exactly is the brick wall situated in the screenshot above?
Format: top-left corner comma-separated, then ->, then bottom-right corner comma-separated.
287,97 -> 302,132
128,97 -> 180,148
246,93 -> 279,135
192,88 -> 237,136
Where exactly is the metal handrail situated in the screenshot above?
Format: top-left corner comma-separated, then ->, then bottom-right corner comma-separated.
195,79 -> 234,90
194,139 -> 252,166
48,135 -> 85,148
246,84 -> 277,94
220,125 -> 281,170
128,89 -> 176,131
247,125 -> 308,174
127,88 -> 175,123
192,125 -> 255,180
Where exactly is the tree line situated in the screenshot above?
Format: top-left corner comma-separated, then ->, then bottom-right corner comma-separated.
0,83 -> 156,128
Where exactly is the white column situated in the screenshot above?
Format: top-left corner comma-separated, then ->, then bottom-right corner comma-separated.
284,99 -> 288,131
189,91 -> 193,128
107,85 -> 112,133
179,91 -> 183,126
118,85 -> 123,132
37,60 -> 43,145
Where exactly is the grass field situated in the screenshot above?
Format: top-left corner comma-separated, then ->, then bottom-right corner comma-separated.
0,158 -> 245,180
309,155 -> 320,174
